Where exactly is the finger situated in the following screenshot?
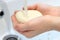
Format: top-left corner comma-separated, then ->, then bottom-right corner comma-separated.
36,3 -> 51,15
14,10 -> 20,15
28,4 -> 37,10
14,23 -> 27,32
11,11 -> 20,24
11,15 -> 18,25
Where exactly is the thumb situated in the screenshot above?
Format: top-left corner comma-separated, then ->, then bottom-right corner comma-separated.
27,3 -> 52,15
37,3 -> 52,15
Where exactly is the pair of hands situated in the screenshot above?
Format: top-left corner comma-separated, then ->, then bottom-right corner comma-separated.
11,4 -> 60,38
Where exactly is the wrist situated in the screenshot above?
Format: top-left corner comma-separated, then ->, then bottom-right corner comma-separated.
51,16 -> 60,31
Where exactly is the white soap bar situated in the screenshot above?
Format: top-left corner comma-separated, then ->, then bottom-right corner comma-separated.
15,10 -> 42,23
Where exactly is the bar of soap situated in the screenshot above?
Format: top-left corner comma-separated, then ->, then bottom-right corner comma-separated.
15,10 -> 42,23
